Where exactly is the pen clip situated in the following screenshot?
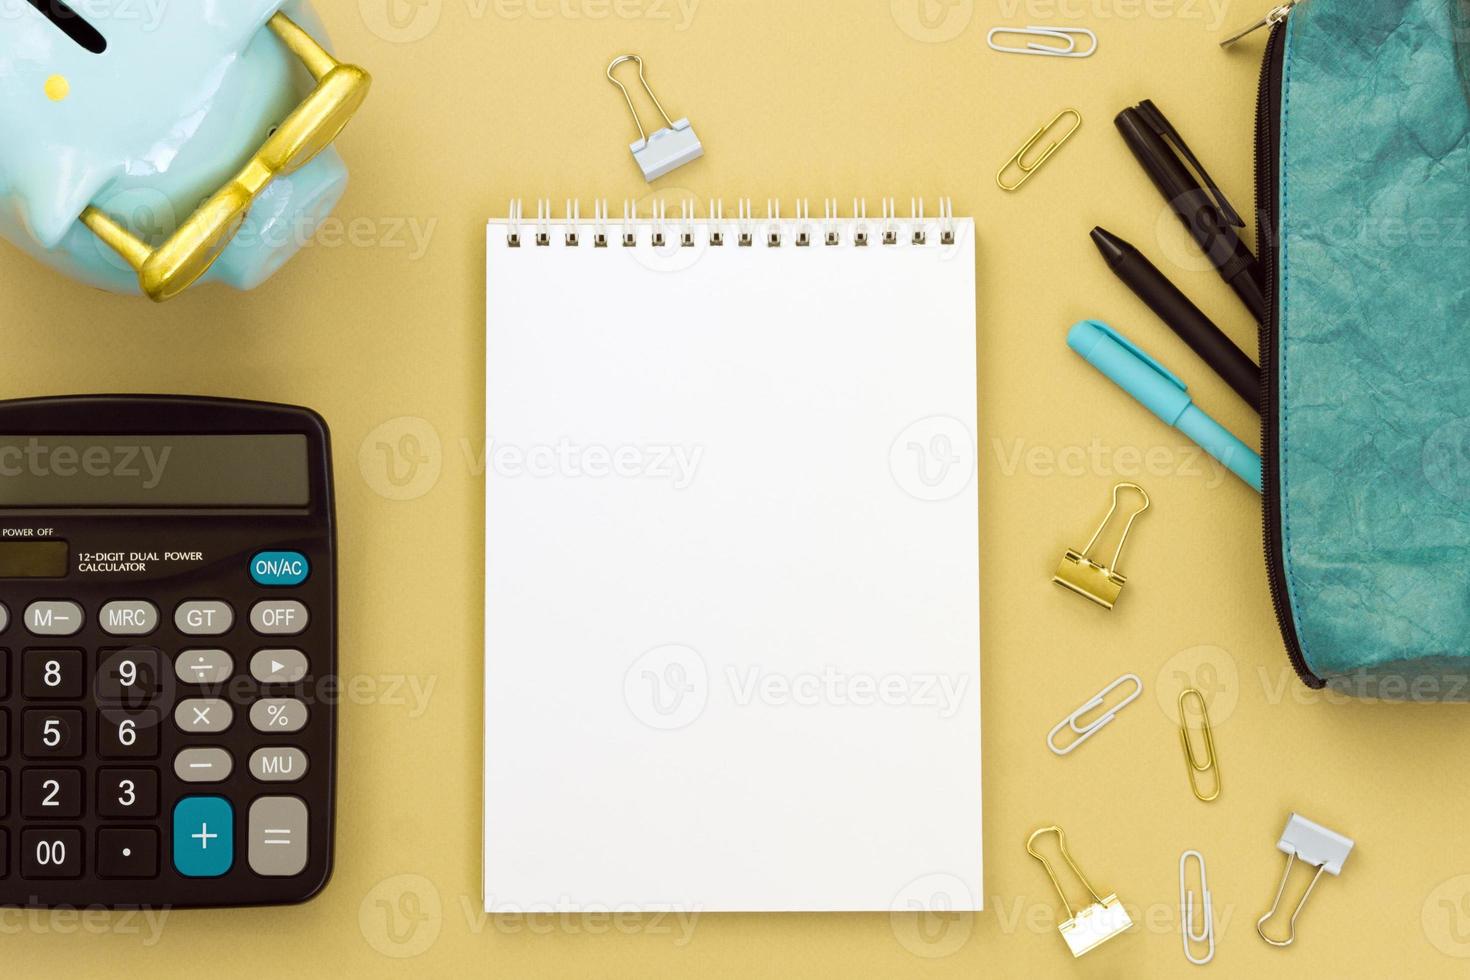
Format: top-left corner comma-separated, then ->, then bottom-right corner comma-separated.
1089,320 -> 1189,394
1133,100 -> 1245,228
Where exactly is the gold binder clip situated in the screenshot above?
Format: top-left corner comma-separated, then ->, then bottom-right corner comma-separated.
996,108 -> 1082,191
81,13 -> 372,302
1026,826 -> 1133,958
1053,482 -> 1150,609
1178,688 -> 1221,801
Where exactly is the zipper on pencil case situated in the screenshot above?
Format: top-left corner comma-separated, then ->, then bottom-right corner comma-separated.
1254,15 -> 1324,689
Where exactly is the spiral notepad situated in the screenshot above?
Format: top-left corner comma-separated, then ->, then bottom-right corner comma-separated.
484,197 -> 981,913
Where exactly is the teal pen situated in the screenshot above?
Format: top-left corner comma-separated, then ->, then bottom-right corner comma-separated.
1067,319 -> 1263,492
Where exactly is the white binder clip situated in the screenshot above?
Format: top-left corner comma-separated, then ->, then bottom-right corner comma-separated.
1256,813 -> 1354,948
1027,826 -> 1133,958
607,55 -> 704,182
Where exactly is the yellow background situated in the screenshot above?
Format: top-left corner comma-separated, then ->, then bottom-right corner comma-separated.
4,0 -> 1470,975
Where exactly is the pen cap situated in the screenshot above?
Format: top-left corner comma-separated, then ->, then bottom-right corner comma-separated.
1067,320 -> 1192,425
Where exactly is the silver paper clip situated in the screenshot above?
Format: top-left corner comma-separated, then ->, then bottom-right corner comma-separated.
1046,673 -> 1142,756
987,25 -> 1098,58
1179,850 -> 1215,965
1256,813 -> 1355,948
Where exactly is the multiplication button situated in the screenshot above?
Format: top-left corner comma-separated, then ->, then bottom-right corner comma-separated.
174,699 -> 233,734
248,797 -> 309,877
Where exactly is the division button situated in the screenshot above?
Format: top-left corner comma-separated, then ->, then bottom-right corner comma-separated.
250,649 -> 308,684
249,747 -> 309,783
99,600 -> 159,637
249,698 -> 308,734
24,601 -> 83,637
174,699 -> 234,734
97,828 -> 159,879
249,600 -> 308,636
174,747 -> 234,783
174,600 -> 234,636
175,649 -> 234,685
248,796 -> 309,877
173,796 -> 233,878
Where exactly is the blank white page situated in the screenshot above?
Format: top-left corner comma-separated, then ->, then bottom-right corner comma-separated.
485,212 -> 981,913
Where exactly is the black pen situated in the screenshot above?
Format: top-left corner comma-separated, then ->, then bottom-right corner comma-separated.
1091,226 -> 1261,411
1115,99 -> 1266,323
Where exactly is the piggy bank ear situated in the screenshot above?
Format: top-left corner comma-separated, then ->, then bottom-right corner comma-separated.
11,157 -> 118,250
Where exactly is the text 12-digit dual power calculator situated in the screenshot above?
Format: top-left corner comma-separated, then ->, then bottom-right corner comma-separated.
0,396 -> 336,908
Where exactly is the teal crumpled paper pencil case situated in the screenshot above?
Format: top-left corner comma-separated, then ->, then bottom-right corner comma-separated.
1260,0 -> 1470,697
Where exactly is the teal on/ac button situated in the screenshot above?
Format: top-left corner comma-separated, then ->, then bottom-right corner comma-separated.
174,796 -> 234,878
251,551 -> 310,587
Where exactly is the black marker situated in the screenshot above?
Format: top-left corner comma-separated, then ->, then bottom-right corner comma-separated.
1115,99 -> 1265,323
1091,226 -> 1261,411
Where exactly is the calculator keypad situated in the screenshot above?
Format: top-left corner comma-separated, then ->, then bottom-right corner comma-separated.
2,553 -> 333,908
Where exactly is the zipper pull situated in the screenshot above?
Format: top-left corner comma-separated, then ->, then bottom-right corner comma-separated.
1220,0 -> 1299,47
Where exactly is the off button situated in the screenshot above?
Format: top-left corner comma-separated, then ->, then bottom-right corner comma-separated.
250,551 -> 310,587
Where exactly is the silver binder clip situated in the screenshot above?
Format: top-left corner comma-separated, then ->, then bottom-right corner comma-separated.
607,55 -> 704,182
1256,813 -> 1354,948
1046,672 -> 1142,756
1179,850 -> 1215,965
1027,826 -> 1133,958
987,25 -> 1098,58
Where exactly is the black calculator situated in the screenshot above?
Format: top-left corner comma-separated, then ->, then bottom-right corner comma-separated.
0,396 -> 336,908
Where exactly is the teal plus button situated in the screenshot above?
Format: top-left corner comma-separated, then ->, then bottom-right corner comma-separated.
173,796 -> 234,877
250,551 -> 310,587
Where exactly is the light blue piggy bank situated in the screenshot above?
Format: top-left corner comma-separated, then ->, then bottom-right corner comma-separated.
0,1 -> 371,301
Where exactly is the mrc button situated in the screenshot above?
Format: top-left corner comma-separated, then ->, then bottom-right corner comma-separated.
250,551 -> 310,587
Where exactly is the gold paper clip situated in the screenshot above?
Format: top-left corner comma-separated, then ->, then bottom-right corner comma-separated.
1026,826 -> 1133,958
81,13 -> 372,302
1053,482 -> 1150,609
996,108 -> 1081,191
1178,688 -> 1221,801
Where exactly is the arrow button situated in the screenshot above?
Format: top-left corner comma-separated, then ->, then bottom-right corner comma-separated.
250,649 -> 309,684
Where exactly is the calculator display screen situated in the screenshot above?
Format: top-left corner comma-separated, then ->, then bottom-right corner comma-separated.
0,539 -> 67,577
0,434 -> 310,507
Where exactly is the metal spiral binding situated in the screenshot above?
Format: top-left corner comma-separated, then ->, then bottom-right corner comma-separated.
504,198 -> 958,249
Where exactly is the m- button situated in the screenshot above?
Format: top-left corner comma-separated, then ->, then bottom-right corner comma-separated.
174,601 -> 234,637
24,601 -> 83,637
100,600 -> 159,637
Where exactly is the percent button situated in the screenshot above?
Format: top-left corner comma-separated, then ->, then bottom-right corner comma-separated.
249,698 -> 309,734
